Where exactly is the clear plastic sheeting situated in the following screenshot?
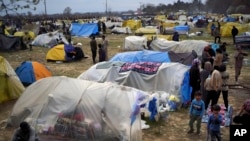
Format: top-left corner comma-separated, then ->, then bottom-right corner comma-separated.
8,76 -> 149,141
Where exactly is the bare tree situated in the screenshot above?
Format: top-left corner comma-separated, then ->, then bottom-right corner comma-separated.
0,0 -> 40,16
63,6 -> 72,15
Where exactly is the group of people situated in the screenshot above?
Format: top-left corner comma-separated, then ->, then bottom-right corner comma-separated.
187,42 -> 248,140
90,35 -> 108,64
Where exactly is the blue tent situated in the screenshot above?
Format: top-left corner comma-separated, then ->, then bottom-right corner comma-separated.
174,25 -> 190,34
70,23 -> 99,37
109,50 -> 192,103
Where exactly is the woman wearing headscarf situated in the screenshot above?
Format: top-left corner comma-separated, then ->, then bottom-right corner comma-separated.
189,58 -> 201,101
201,46 -> 213,69
233,99 -> 250,126
204,70 -> 222,110
213,48 -> 223,70
200,61 -> 212,103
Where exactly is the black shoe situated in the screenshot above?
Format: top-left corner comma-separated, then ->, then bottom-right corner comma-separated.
187,129 -> 194,134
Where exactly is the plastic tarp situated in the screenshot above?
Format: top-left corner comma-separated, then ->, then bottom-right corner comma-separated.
14,31 -> 36,40
0,56 -> 25,103
220,22 -> 249,37
150,38 -> 209,57
235,35 -> 250,45
111,27 -> 132,34
123,36 -> 147,51
135,27 -> 158,34
0,34 -> 27,51
31,31 -> 68,47
122,20 -> 142,30
78,61 -> 191,103
8,76 -> 148,141
110,50 -> 171,63
15,61 -> 52,85
174,25 -> 190,34
70,23 -> 99,37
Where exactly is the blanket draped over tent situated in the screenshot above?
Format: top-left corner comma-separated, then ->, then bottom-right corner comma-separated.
0,56 -> 25,103
8,76 -> 149,141
78,61 -> 192,103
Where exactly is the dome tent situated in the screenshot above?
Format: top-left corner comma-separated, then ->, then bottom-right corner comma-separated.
8,76 -> 148,141
15,61 -> 52,86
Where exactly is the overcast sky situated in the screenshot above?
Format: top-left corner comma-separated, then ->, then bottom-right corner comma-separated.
3,0 -> 204,15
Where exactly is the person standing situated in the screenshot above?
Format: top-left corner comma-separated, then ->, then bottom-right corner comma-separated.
102,35 -> 108,60
189,58 -> 201,101
200,61 -> 212,103
210,23 -> 216,36
90,36 -> 97,64
207,104 -> 222,141
213,27 -> 221,44
231,26 -> 239,44
218,64 -> 229,111
234,46 -> 248,84
187,91 -> 205,135
98,43 -> 106,62
204,70 -> 222,111
172,32 -> 179,41
213,49 -> 223,70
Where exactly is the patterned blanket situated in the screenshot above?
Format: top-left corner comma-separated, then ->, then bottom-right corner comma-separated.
119,62 -> 162,75
202,104 -> 233,127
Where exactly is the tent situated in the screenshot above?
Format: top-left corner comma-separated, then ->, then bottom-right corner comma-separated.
46,44 -> 84,62
150,38 -> 209,57
122,20 -> 142,30
70,23 -> 99,37
111,27 -> 132,34
220,22 -> 249,37
0,34 -> 27,51
110,50 -> 196,66
78,61 -> 191,104
8,76 -> 148,141
15,61 -> 52,86
31,31 -> 69,47
123,36 -> 148,51
173,25 -> 190,34
135,26 -> 158,34
0,56 -> 25,103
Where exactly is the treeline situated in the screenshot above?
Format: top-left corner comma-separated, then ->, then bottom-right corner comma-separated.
141,0 -> 250,15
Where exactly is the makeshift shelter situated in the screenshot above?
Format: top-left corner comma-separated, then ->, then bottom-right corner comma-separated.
111,27 -> 132,34
220,22 -> 249,37
173,25 -> 190,34
123,36 -> 148,51
70,23 -> 99,37
110,50 -> 196,66
122,20 -> 142,30
0,56 -> 25,103
31,31 -> 69,47
78,61 -> 191,103
15,61 -> 52,86
0,34 -> 27,51
8,76 -> 149,141
135,26 -> 158,34
150,38 -> 209,57
46,44 -> 84,62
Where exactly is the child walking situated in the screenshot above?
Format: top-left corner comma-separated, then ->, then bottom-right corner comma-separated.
207,104 -> 222,141
188,91 -> 205,134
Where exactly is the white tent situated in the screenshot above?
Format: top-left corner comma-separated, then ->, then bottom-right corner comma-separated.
111,27 -> 132,34
78,61 -> 191,103
124,36 -> 148,51
31,31 -> 69,47
8,76 -> 149,141
150,38 -> 209,57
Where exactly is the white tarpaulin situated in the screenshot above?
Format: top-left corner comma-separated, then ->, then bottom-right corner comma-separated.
150,38 -> 209,56
124,36 -> 148,51
78,61 -> 190,102
8,76 -> 149,141
31,31 -> 69,47
111,27 -> 132,34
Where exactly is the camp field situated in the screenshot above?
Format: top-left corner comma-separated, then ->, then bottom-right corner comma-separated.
0,29 -> 250,141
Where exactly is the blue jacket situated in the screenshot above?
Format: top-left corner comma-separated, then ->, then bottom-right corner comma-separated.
189,99 -> 205,117
207,114 -> 222,131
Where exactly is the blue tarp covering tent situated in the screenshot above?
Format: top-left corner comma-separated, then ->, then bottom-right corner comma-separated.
70,23 -> 99,37
109,50 -> 192,103
174,25 -> 190,34
110,50 -> 171,63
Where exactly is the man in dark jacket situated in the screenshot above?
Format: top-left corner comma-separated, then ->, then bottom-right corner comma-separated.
231,26 -> 239,44
90,36 -> 97,64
